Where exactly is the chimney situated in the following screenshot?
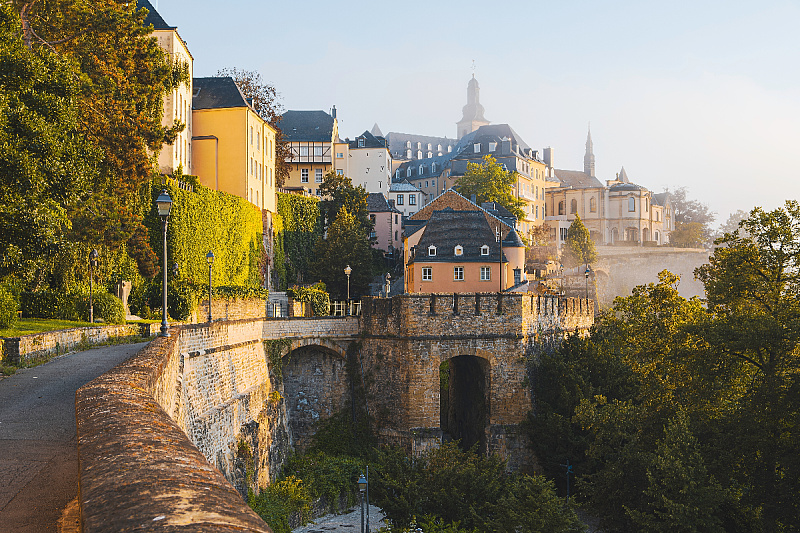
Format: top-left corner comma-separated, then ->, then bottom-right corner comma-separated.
331,105 -> 337,119
543,147 -> 554,169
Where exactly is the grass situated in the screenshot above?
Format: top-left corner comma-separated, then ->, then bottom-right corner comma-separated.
0,318 -> 97,337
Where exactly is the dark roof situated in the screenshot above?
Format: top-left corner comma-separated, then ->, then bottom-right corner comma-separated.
412,209 -> 508,264
502,227 -> 525,248
390,180 -> 422,192
367,193 -> 399,213
553,169 -> 604,189
350,130 -> 387,149
385,132 -> 458,160
610,182 -> 644,192
451,124 -> 534,159
136,0 -> 175,30
193,77 -> 249,110
280,110 -> 335,142
652,192 -> 670,206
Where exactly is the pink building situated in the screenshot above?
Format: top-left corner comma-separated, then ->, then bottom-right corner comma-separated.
367,193 -> 403,253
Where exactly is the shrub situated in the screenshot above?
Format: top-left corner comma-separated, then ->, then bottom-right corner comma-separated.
287,283 -> 330,316
90,292 -> 125,324
249,476 -> 312,533
0,284 -> 19,329
21,290 -> 82,320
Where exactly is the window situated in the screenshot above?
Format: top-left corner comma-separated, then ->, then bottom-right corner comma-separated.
431,162 -> 437,173
558,201 -> 565,215
427,143 -> 432,150
428,245 -> 436,256
560,227 -> 568,241
416,142 -> 421,149
645,198 -> 649,212
427,152 -> 432,158
480,266 -> 491,281
489,142 -> 497,152
315,169 -> 323,183
337,169 -> 344,175
395,230 -> 398,240
481,245 -> 489,256
590,197 -> 597,212
417,150 -> 422,159
406,141 -> 411,148
419,165 -> 424,175
447,145 -> 452,153
301,169 -> 309,183
409,194 -> 416,205
407,168 -> 412,178
473,143 -> 481,153
454,245 -> 463,256
256,132 -> 260,149
570,199 -> 578,214
314,146 -> 323,157
397,194 -> 404,205
358,138 -> 365,148
425,181 -> 429,188
396,169 -> 401,179
336,152 -> 344,158
628,197 -> 636,212
406,149 -> 412,158
454,266 -> 464,281
299,146 -> 308,157
395,215 -> 398,224
422,267 -> 432,281
437,144 -> 442,152
250,126 -> 253,145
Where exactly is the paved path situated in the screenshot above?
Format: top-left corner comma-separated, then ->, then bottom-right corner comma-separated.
293,504 -> 386,533
0,342 -> 148,533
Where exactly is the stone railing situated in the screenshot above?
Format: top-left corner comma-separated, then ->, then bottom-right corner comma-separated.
75,328 -> 272,532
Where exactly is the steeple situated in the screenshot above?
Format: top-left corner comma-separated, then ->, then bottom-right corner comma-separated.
584,125 -> 595,178
456,74 -> 490,139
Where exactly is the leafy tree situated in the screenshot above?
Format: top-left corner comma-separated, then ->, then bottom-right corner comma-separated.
455,155 -> 526,220
716,209 -> 750,241
310,207 -> 373,299
669,221 -> 707,248
665,187 -> 716,248
0,5 -> 98,280
216,67 -> 291,186
317,171 -> 372,238
563,215 -> 597,267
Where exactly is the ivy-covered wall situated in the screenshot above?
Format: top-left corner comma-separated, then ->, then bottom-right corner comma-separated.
148,179 -> 264,288
274,193 -> 321,290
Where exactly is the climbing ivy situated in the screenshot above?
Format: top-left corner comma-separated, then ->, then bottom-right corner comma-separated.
274,193 -> 322,289
264,338 -> 292,383
287,283 -> 330,317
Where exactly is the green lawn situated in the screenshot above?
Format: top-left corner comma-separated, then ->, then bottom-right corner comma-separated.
1,318 -> 109,337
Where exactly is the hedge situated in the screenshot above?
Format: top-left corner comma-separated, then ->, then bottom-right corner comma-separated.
132,281 -> 268,321
275,193 -> 322,290
0,284 -> 19,328
21,290 -> 124,323
287,283 -> 330,317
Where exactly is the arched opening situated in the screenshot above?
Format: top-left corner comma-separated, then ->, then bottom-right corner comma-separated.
282,344 -> 349,451
439,355 -> 490,454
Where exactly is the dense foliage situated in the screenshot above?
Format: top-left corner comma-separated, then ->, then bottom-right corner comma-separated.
665,186 -> 716,248
21,289 -> 124,323
563,215 -> 597,268
287,283 -> 330,316
527,201 -> 800,532
0,284 -> 19,328
317,171 -> 373,238
455,155 -> 526,220
274,192 -> 321,289
310,207 -> 374,299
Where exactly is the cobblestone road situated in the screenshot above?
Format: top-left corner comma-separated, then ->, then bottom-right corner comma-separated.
293,504 -> 387,532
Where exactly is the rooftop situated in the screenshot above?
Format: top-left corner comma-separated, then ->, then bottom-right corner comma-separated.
193,77 -> 250,110
280,110 -> 335,142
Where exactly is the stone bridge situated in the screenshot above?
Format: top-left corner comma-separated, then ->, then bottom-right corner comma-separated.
75,293 -> 593,530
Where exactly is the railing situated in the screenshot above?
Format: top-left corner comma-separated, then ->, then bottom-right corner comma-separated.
267,301 -> 287,317
330,300 -> 362,317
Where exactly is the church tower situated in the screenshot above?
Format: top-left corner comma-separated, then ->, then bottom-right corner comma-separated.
584,126 -> 595,177
456,75 -> 490,139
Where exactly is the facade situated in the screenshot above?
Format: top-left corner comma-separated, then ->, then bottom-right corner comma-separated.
544,130 -> 673,246
280,109 -> 340,196
367,193 -> 403,253
191,77 -> 277,213
346,131 -> 392,196
138,0 -> 193,175
389,180 -> 425,218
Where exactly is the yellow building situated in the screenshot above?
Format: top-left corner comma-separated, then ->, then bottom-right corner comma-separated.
191,77 -> 276,214
137,0 -> 193,175
279,108 -> 343,195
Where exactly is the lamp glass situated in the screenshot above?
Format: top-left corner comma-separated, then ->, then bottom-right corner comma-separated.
357,473 -> 367,491
344,265 -> 352,276
156,189 -> 173,218
206,251 -> 215,264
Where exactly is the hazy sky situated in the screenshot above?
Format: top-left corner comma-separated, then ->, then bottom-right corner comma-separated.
154,0 -> 800,226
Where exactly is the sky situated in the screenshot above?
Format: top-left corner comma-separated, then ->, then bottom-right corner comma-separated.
154,0 -> 800,227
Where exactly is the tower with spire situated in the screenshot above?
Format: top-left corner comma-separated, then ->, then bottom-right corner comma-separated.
456,75 -> 490,139
583,126 -> 595,178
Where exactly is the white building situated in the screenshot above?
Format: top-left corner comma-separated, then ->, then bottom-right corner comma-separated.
389,181 -> 425,217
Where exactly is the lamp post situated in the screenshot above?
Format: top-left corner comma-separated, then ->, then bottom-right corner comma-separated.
172,262 -> 179,278
156,189 -> 173,337
88,249 -> 99,323
584,264 -> 592,300
206,251 -> 215,323
358,473 -> 367,533
344,265 -> 352,315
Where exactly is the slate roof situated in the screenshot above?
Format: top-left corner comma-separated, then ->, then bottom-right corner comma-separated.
385,132 -> 458,160
280,110 -> 335,142
451,124 -> 534,159
502,227 -> 525,247
411,209 -> 509,264
137,0 -> 174,30
367,193 -> 400,213
390,180 -> 422,193
610,182 -> 644,192
349,130 -> 387,150
193,77 -> 249,110
652,192 -> 669,206
552,169 -> 604,189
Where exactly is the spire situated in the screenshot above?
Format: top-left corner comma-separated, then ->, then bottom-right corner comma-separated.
618,166 -> 629,183
584,124 -> 595,178
370,123 -> 383,137
456,74 -> 489,139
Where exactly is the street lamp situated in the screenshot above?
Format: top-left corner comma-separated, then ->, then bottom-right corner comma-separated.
156,189 -> 173,337
584,264 -> 592,300
358,473 -> 368,533
206,251 -> 215,323
344,265 -> 352,314
88,249 -> 99,323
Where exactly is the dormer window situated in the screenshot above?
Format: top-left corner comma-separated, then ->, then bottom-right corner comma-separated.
419,165 -> 424,175
428,245 -> 437,256
474,143 -> 481,153
358,138 -> 365,148
407,168 -> 412,178
489,142 -> 497,152
481,245 -> 490,256
454,245 -> 463,256
406,141 -> 411,148
431,162 -> 437,173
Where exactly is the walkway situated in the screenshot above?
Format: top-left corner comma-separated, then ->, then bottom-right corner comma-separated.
293,504 -> 386,532
0,342 -> 147,532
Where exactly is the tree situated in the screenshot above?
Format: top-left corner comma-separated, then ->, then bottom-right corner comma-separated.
309,207 -> 373,299
525,224 -> 558,272
563,215 -> 597,267
455,155 -> 526,220
665,187 -> 716,248
0,5 -> 98,281
216,67 -> 291,186
317,171 -> 372,239
716,209 -> 750,240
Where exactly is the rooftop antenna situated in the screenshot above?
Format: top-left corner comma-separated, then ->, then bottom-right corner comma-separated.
471,59 -> 476,77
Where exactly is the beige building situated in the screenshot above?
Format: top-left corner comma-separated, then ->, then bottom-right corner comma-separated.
138,0 -> 193,175
191,77 -> 276,213
279,109 -> 341,196
544,130 -> 673,246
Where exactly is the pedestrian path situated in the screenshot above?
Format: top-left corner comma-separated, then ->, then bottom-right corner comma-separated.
293,504 -> 386,532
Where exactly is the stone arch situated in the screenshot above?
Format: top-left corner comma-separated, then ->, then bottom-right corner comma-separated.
438,347 -> 493,454
282,340 -> 350,451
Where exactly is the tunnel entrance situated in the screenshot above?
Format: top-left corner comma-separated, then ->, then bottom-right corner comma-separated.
439,355 -> 490,454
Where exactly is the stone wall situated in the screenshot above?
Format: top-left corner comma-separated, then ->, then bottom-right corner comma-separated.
190,297 -> 267,324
